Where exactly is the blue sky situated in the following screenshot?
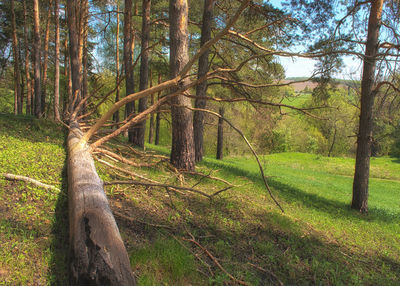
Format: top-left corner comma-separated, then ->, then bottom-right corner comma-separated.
268,0 -> 363,79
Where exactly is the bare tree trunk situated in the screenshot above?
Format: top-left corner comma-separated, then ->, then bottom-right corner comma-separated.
148,70 -> 154,143
67,121 -> 136,286
81,0 -> 89,115
54,0 -> 60,120
169,0 -> 195,171
67,0 -> 82,113
11,0 -> 22,115
124,0 -> 136,143
154,72 -> 161,145
64,37 -> 72,117
216,106 -> 224,160
33,0 -> 42,118
133,0 -> 151,148
194,0 -> 214,162
352,0 -> 383,213
23,0 -> 32,115
41,0 -> 53,116
113,0 -> 120,124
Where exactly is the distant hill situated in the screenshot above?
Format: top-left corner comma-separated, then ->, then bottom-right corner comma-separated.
284,77 -> 360,92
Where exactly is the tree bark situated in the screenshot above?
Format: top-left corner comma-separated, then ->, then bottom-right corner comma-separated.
154,72 -> 161,145
54,0 -> 61,120
133,0 -> 151,148
216,106 -> 224,160
11,0 -> 22,115
23,0 -> 32,115
169,0 -> 196,171
67,121 -> 136,285
352,0 -> 383,213
124,0 -> 136,143
81,0 -> 89,115
148,71 -> 154,144
67,0 -> 82,113
41,0 -> 53,116
33,0 -> 42,118
194,0 -> 214,162
113,0 -> 121,125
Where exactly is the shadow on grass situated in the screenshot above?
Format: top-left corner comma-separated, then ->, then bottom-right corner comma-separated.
200,158 -> 399,224
0,114 -> 64,144
47,133 -> 69,285
110,187 -> 400,286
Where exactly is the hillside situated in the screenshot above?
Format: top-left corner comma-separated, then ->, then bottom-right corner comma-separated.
1,114 -> 399,285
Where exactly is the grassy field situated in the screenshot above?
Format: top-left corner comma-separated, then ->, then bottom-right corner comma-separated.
1,114 -> 399,285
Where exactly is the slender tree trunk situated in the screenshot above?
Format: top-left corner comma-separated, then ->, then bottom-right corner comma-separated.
11,0 -> 21,115
54,0 -> 61,120
64,37 -> 72,117
124,0 -> 136,143
148,70 -> 154,144
169,0 -> 195,171
81,0 -> 89,115
67,0 -> 82,113
113,0 -> 120,124
194,0 -> 214,162
41,0 -> 53,116
352,0 -> 383,213
33,0 -> 42,118
216,106 -> 224,160
133,0 -> 151,148
23,0 -> 32,115
154,72 -> 161,145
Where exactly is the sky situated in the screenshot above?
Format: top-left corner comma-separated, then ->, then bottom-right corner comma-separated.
268,0 -> 363,80
279,56 -> 362,80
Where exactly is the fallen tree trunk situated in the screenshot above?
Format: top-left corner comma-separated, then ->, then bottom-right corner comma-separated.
67,120 -> 136,285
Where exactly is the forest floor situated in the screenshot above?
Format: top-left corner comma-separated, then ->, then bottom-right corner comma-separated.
1,114 -> 400,285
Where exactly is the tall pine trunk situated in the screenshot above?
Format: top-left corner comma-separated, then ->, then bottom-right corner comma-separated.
148,71 -> 154,144
113,0 -> 120,124
23,0 -> 32,115
154,72 -> 161,145
133,0 -> 151,148
169,0 -> 195,171
67,0 -> 82,113
11,0 -> 22,115
352,0 -> 383,213
41,0 -> 53,116
54,0 -> 60,120
193,0 -> 214,162
33,0 -> 42,118
81,0 -> 89,115
124,0 -> 136,143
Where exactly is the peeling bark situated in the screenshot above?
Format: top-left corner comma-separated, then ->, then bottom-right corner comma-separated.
67,121 -> 136,286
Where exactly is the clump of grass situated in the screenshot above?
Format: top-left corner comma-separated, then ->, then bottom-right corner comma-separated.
130,236 -> 200,285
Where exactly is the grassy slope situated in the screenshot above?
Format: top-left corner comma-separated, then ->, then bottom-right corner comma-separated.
0,114 -> 68,285
1,114 -> 399,285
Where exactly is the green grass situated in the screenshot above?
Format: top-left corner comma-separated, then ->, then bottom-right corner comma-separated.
0,114 -> 68,285
1,113 -> 399,285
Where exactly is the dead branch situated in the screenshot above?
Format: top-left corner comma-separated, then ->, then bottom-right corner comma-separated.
94,147 -> 157,167
113,210 -> 173,230
248,263 -> 284,286
95,158 -> 158,183
176,105 -> 284,213
80,0 -> 251,144
183,94 -> 327,120
1,173 -> 60,192
103,180 -> 212,198
183,235 -> 250,286
182,170 -> 235,187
